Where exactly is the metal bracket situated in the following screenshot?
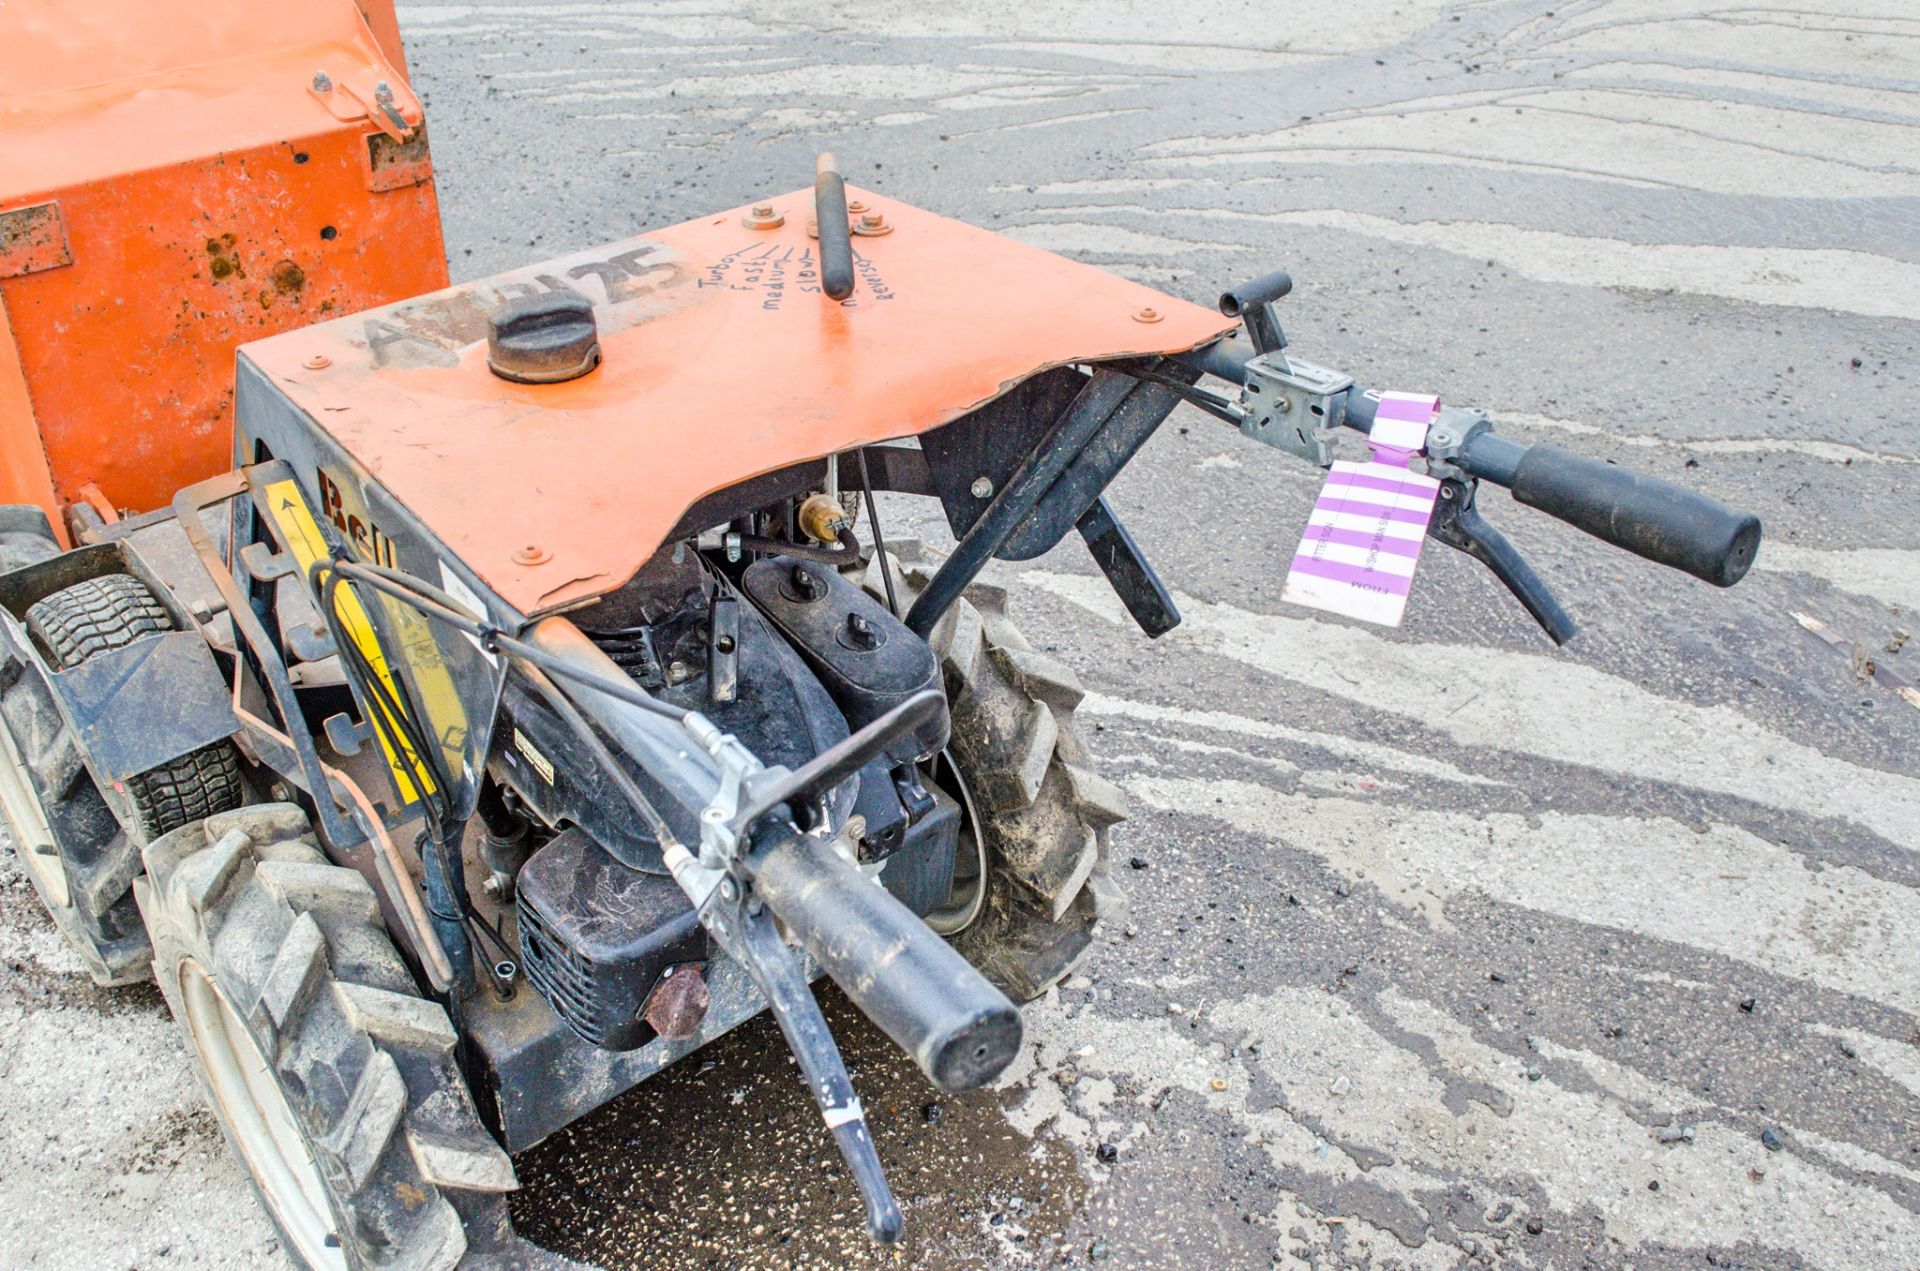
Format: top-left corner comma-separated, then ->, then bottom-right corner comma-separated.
1423,407 -> 1493,483
1239,353 -> 1353,467
239,541 -> 299,583
708,592 -> 740,705
323,712 -> 373,757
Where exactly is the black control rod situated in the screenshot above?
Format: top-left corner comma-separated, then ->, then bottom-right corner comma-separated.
815,152 -> 856,301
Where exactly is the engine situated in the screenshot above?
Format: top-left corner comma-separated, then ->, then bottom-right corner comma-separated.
504,540 -> 962,1052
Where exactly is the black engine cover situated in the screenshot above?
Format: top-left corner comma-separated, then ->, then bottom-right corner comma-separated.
517,825 -> 708,1051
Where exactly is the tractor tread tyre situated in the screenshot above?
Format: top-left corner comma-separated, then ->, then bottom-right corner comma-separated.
868,544 -> 1128,1002
139,806 -> 518,1271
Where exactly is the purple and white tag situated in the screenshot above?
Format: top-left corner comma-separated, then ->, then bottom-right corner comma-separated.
1281,392 -> 1442,628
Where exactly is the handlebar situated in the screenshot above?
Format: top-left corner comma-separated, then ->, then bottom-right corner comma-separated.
1339,387 -> 1760,587
1506,445 -> 1759,587
751,824 -> 1022,1091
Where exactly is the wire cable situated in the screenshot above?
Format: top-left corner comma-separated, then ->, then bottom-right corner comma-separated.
856,448 -> 900,616
310,557 -> 687,852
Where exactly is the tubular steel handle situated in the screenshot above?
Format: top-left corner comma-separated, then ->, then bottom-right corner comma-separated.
1509,444 -> 1761,587
814,153 -> 856,301
1218,269 -> 1293,315
750,824 -> 1023,1091
1340,389 -> 1761,587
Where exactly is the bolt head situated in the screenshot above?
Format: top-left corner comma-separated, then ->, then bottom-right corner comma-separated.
860,212 -> 884,229
847,200 -> 868,214
970,476 -> 995,500
303,354 -> 331,370
743,204 -> 786,229
1133,306 -> 1164,323
843,612 -> 881,651
511,544 -> 552,566
311,71 -> 332,93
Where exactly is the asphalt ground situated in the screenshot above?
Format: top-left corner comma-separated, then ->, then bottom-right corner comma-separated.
3,1 -> 1917,1268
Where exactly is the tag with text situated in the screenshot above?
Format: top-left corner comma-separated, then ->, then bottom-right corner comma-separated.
1281,393 -> 1441,627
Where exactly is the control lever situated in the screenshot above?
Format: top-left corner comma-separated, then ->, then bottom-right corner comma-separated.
814,152 -> 856,301
1428,478 -> 1578,645
663,690 -> 1018,1245
697,858 -> 905,1242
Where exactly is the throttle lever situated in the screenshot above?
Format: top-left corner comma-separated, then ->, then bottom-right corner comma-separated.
1429,478 -> 1578,645
699,878 -> 904,1242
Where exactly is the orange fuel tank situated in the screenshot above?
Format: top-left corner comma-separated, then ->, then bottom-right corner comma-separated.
0,0 -> 447,543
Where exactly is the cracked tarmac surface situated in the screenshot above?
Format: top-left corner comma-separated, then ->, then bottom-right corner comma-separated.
3,1 -> 1918,1267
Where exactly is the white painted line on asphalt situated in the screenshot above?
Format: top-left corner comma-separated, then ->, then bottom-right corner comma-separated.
1024,570 -> 1920,848
1126,772 -> 1920,1015
1757,543 -> 1920,614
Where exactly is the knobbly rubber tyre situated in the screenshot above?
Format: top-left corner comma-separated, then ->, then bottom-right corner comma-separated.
27,573 -> 172,665
0,573 -> 245,983
26,573 -> 245,839
867,544 -> 1129,1001
138,805 -> 519,1270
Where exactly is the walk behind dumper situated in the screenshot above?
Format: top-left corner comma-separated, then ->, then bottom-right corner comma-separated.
0,3 -> 1762,1265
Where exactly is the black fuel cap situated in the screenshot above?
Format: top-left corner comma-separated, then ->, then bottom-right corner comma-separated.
486,291 -> 601,383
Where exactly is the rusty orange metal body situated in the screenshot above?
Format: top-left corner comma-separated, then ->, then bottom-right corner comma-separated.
0,0 -> 446,544
243,188 -> 1234,615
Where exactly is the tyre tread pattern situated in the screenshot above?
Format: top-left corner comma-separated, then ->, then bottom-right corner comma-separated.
866,545 -> 1129,1001
26,574 -> 172,669
140,806 -> 517,1271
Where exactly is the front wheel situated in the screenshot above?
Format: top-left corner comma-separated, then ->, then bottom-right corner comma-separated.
869,546 -> 1130,1001
137,805 -> 518,1270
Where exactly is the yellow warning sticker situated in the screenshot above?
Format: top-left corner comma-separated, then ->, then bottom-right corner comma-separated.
264,479 -> 436,804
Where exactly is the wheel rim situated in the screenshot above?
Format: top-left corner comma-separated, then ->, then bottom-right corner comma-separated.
0,704 -> 69,909
178,957 -> 348,1270
924,749 -> 987,937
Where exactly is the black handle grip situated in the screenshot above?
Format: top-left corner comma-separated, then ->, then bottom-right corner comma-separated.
751,828 -> 1022,1090
1218,269 -> 1293,316
1509,444 -> 1761,587
813,154 -> 856,301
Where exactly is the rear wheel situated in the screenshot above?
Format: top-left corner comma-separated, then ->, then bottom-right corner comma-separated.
1,572 -> 246,984
138,805 -> 518,1270
868,545 -> 1129,1000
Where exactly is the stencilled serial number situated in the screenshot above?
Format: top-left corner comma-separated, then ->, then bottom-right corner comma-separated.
362,242 -> 689,368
